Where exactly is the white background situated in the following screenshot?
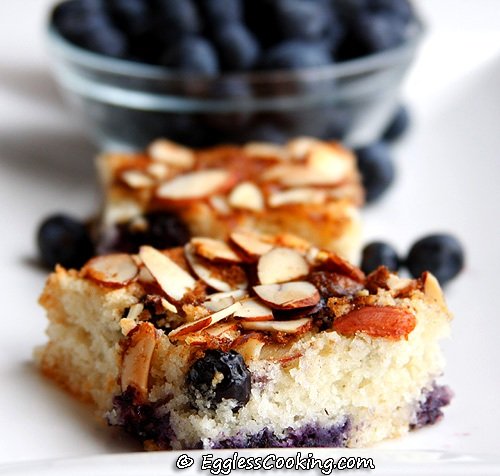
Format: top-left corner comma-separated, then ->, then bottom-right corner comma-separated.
0,0 -> 499,468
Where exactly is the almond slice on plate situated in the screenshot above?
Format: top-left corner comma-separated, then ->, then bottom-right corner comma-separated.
83,254 -> 139,287
139,245 -> 196,301
233,298 -> 274,321
121,170 -> 155,189
148,139 -> 195,168
332,306 -> 416,340
253,281 -> 320,310
257,247 -> 309,285
191,237 -> 242,263
121,322 -> 157,401
268,188 -> 327,207
240,317 -> 312,333
228,181 -> 265,212
230,231 -> 274,259
168,302 -> 242,340
156,169 -> 233,203
185,243 -> 247,292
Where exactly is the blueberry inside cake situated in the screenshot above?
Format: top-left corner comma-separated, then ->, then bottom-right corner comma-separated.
37,231 -> 452,450
96,138 -> 363,262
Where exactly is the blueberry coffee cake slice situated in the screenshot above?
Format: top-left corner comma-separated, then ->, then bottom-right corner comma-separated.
37,232 -> 452,449
96,138 -> 363,262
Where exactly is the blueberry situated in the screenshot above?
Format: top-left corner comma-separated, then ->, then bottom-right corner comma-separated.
156,0 -> 201,35
355,141 -> 395,203
109,0 -> 151,37
260,41 -> 331,71
361,242 -> 400,274
186,350 -> 251,411
382,105 -> 410,142
274,0 -> 330,41
406,234 -> 465,285
370,0 -> 415,23
160,36 -> 219,74
198,0 -> 243,27
82,26 -> 129,58
37,214 -> 94,269
214,23 -> 260,71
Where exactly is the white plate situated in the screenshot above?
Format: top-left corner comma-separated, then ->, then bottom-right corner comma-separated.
0,0 -> 499,474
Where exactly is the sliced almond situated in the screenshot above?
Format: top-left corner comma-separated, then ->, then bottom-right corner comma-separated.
120,318 -> 137,336
146,162 -> 170,181
286,137 -> 320,160
257,247 -> 309,285
191,237 -> 242,263
168,301 -> 242,340
234,298 -> 274,321
240,317 -> 312,333
137,265 -> 156,285
230,231 -> 274,259
312,249 -> 365,283
306,143 -> 352,183
185,243 -> 247,292
204,290 -> 248,312
148,139 -> 195,168
121,322 -> 157,401
253,281 -> 320,310
228,182 -> 265,212
156,169 -> 233,203
83,254 -> 139,287
268,188 -> 327,207
183,321 -> 240,346
161,298 -> 177,314
423,272 -> 447,309
209,195 -> 231,215
121,170 -> 155,189
126,303 -> 144,322
244,142 -> 289,160
139,245 -> 196,301
232,334 -> 266,361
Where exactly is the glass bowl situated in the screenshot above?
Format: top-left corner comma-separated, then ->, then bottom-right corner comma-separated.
46,15 -> 423,151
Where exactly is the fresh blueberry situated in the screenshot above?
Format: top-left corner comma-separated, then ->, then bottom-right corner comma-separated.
273,0 -> 331,41
160,36 -> 219,74
109,0 -> 151,37
406,234 -> 465,285
156,0 -> 201,35
355,141 -> 395,203
37,214 -> 94,269
361,242 -> 400,274
81,26 -> 129,58
370,0 -> 415,23
213,23 -> 260,71
382,105 -> 410,142
198,0 -> 243,27
186,350 -> 251,411
260,40 -> 331,70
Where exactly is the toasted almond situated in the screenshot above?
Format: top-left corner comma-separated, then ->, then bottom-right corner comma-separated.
161,298 -> 177,314
146,162 -> 170,180
120,318 -> 137,336
185,243 -> 247,292
312,250 -> 365,283
156,169 -> 233,203
191,237 -> 242,263
253,281 -> 320,310
271,233 -> 312,253
121,322 -> 157,401
83,254 -> 139,287
286,137 -> 321,160
422,272 -> 447,309
306,143 -> 352,183
183,321 -> 240,346
332,306 -> 416,340
268,188 -> 327,207
244,142 -> 289,160
262,164 -> 343,187
168,302 -> 242,340
121,170 -> 155,189
126,303 -> 144,322
209,195 -> 231,215
228,181 -> 265,212
241,317 -> 312,333
204,290 -> 248,312
257,247 -> 309,285
230,231 -> 274,259
139,245 -> 196,301
232,334 -> 266,361
148,139 -> 195,168
234,298 -> 274,321
137,265 -> 156,285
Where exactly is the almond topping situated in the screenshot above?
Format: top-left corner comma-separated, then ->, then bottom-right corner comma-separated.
253,281 -> 320,310
306,143 -> 352,183
191,237 -> 242,263
233,298 -> 274,321
83,254 -> 139,287
232,334 -> 266,362
422,272 -> 447,309
262,164 -> 344,187
139,245 -> 196,301
148,139 -> 194,168
286,137 -> 320,160
257,247 -> 309,285
230,231 -> 274,259
121,322 -> 157,401
332,306 -> 416,340
241,317 -> 312,334
156,169 -> 232,202
244,142 -> 289,160
268,188 -> 327,207
228,182 -> 265,212
312,250 -> 365,283
203,290 -> 248,312
121,170 -> 155,189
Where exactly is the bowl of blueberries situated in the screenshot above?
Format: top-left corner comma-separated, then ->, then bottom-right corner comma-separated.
48,0 -> 422,151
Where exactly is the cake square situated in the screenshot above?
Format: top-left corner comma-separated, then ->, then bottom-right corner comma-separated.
37,232 -> 452,450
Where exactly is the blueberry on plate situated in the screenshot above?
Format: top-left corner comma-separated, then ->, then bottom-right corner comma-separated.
156,0 -> 201,35
213,23 -> 260,71
355,141 -> 395,203
198,0 -> 243,28
160,36 -> 219,74
382,105 -> 410,142
186,350 -> 251,411
37,214 -> 94,270
406,234 -> 465,285
260,40 -> 331,70
361,241 -> 400,274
